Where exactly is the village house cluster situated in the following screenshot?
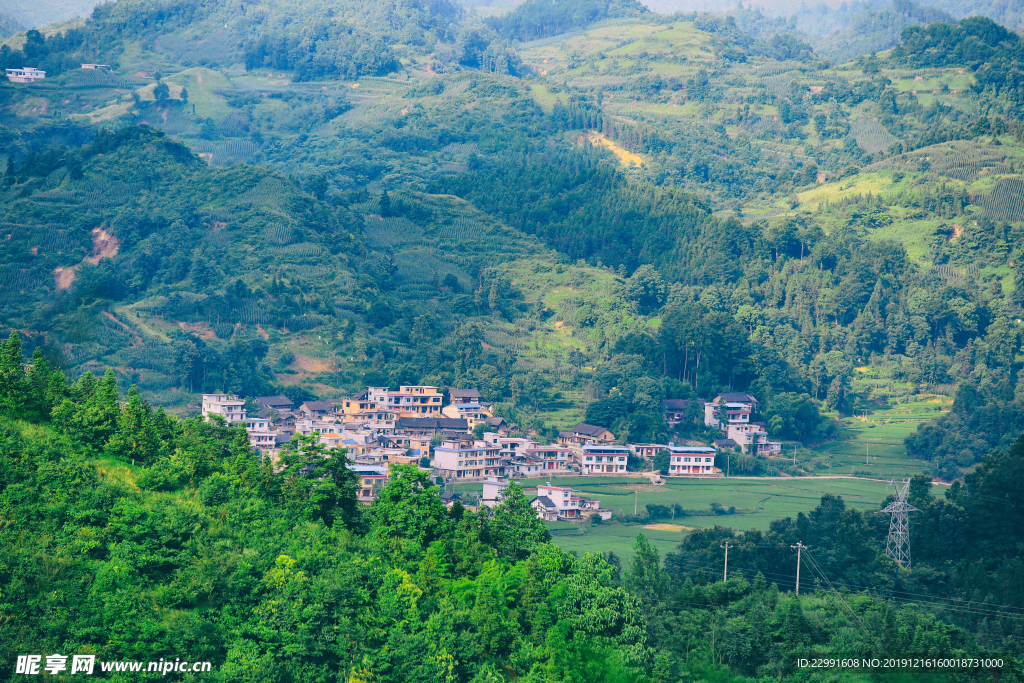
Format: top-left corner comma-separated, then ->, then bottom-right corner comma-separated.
200,387 -> 780,519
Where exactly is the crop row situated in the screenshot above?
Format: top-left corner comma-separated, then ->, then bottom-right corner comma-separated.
362,216 -> 424,248
850,118 -> 898,155
236,177 -> 292,207
977,177 -> 1024,222
273,243 -> 323,259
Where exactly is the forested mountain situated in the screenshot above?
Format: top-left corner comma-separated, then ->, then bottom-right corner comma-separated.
488,0 -> 650,41
4,2 -> 1024,477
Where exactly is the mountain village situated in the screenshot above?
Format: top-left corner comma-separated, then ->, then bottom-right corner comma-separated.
201,385 -> 783,521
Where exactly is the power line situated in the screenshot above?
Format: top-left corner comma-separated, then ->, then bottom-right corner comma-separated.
664,554 -> 1024,621
802,548 -> 891,658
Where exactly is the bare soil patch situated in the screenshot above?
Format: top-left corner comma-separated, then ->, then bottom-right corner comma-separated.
86,228 -> 119,264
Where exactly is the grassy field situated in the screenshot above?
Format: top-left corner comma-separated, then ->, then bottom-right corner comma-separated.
808,395 -> 952,479
543,477 -> 941,563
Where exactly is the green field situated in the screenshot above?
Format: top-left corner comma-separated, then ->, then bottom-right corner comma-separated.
535,476 -> 943,564
808,396 -> 952,479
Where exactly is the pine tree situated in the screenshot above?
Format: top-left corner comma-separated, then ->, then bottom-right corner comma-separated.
26,348 -> 51,421
45,370 -> 68,416
106,385 -> 158,464
77,369 -> 120,448
0,332 -> 25,417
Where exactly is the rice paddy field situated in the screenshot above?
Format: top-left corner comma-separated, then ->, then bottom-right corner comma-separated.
444,473 -> 943,564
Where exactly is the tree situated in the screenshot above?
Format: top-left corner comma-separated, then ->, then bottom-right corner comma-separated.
106,385 -> 160,464
278,433 -> 361,528
624,534 -> 668,617
0,332 -> 25,417
653,449 -> 670,474
367,464 -> 454,563
490,482 -> 550,560
58,369 -> 121,450
25,348 -> 53,422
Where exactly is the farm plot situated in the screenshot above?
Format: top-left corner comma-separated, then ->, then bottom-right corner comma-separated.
362,216 -> 425,248
545,477 -> 927,563
976,176 -> 1024,222
850,118 -> 898,154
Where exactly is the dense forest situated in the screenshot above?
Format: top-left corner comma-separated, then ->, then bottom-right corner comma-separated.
0,334 -> 1016,682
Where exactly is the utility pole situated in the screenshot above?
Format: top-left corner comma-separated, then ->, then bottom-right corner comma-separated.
720,542 -> 731,581
790,541 -> 806,595
880,479 -> 919,569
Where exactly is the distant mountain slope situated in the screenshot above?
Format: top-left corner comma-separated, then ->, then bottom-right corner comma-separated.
3,0 -> 96,31
0,11 -> 25,39
487,0 -> 650,41
0,125 -> 637,414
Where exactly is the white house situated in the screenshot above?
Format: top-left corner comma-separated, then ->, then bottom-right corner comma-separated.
666,445 -> 719,476
432,438 -> 506,479
531,484 -> 611,521
202,394 -> 246,423
482,477 -> 509,508
243,417 -> 276,451
6,68 -> 46,83
577,445 -> 629,474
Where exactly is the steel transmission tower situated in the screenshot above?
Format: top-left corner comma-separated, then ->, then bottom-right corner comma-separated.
880,479 -> 918,570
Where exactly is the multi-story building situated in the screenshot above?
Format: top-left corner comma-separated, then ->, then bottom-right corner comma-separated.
442,401 -> 491,425
6,67 -> 46,83
726,422 -> 782,455
704,393 -> 756,428
243,417 -> 276,451
482,477 -> 509,508
523,445 -> 573,471
511,452 -> 545,476
703,392 -> 781,455
385,433 -> 432,457
666,445 -> 719,476
578,445 -> 629,474
531,485 -> 612,521
351,465 -> 388,503
385,385 -> 443,417
432,438 -> 506,480
202,394 -> 246,423
448,388 -> 481,405
531,484 -> 581,520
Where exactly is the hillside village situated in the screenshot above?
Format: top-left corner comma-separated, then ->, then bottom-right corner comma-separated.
202,384 -> 781,520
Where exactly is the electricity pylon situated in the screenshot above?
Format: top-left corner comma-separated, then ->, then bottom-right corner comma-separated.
880,479 -> 918,570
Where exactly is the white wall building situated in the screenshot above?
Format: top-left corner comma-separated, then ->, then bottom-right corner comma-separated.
666,445 -> 719,476
202,394 -> 246,423
578,445 -> 629,474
